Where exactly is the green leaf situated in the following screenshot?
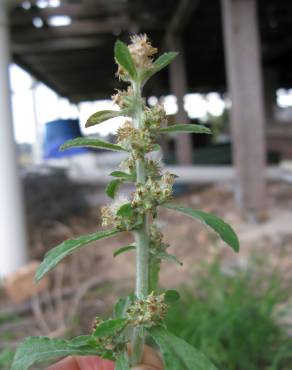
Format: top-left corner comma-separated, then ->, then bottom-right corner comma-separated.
164,290 -> 180,303
149,327 -> 218,370
159,124 -> 211,135
35,229 -> 120,282
116,203 -> 133,217
114,40 -> 137,79
11,336 -> 98,370
106,179 -> 122,199
152,143 -> 161,151
142,52 -> 178,82
113,245 -> 136,258
116,353 -> 130,370
114,295 -> 137,319
163,203 -> 240,252
93,318 -> 127,337
109,171 -> 135,181
86,110 -> 125,128
60,137 -> 127,153
156,252 -> 183,266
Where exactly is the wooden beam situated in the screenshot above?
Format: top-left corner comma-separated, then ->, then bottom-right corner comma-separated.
221,0 -> 267,216
11,16 -> 129,41
167,33 -> 192,165
12,36 -> 105,54
11,3 -> 125,25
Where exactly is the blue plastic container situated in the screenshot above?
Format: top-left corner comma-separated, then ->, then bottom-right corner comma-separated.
43,119 -> 87,159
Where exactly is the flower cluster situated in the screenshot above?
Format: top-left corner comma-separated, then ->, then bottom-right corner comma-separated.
92,317 -> 126,357
128,34 -> 157,70
101,198 -> 139,231
126,292 -> 167,327
144,104 -> 168,132
111,86 -> 135,110
131,172 -> 175,215
117,120 -> 155,157
149,224 -> 169,255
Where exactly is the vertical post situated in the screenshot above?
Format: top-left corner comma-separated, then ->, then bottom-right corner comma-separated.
221,0 -> 267,216
167,34 -> 193,165
31,80 -> 43,164
0,2 -> 28,277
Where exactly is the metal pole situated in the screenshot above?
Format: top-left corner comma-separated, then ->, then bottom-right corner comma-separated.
0,1 -> 28,277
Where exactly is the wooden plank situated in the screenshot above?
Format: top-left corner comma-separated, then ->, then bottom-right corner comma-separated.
221,0 -> 267,214
167,33 -> 193,165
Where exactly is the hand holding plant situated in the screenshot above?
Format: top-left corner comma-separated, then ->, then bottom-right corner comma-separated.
12,35 -> 239,370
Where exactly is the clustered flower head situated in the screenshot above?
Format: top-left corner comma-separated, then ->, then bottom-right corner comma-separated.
101,197 -> 138,231
116,120 -> 155,157
149,224 -> 169,254
92,317 -> 126,357
128,34 -> 158,70
111,86 -> 134,109
144,104 -> 168,131
126,292 -> 167,327
131,172 -> 175,216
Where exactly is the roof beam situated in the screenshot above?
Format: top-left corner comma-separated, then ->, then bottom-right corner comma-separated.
12,16 -> 130,41
12,36 -> 105,54
11,3 -> 124,26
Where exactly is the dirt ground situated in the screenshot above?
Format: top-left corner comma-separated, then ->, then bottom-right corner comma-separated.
1,180 -> 292,356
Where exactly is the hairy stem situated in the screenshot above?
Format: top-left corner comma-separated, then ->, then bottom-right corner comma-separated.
131,81 -> 150,365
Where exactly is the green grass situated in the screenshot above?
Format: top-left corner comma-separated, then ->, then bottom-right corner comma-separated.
166,257 -> 292,370
0,350 -> 14,370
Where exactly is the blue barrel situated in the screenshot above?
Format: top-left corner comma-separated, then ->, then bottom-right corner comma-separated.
43,119 -> 87,159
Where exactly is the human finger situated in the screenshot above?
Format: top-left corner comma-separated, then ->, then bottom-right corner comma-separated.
46,356 -> 80,370
75,356 -> 114,370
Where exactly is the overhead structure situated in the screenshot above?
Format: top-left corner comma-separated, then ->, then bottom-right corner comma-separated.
0,0 -> 28,277
6,0 -> 292,216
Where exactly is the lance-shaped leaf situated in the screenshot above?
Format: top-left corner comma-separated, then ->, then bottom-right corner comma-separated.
159,124 -> 211,135
11,336 -> 99,370
156,252 -> 183,266
109,171 -> 136,181
113,245 -> 136,258
114,40 -> 137,79
163,203 -> 239,252
35,229 -> 120,282
149,327 -> 218,370
86,109 -> 126,128
106,179 -> 122,199
93,318 -> 127,337
142,52 -> 178,82
60,137 -> 127,153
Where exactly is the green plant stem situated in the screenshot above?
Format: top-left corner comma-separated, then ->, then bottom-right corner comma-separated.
131,81 -> 150,366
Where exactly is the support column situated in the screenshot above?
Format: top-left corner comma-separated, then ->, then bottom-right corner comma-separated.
167,34 -> 193,165
0,2 -> 28,277
221,0 -> 267,215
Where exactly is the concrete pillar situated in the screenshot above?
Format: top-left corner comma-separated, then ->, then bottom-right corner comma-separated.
221,0 -> 267,216
167,34 -> 193,165
0,2 -> 28,277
